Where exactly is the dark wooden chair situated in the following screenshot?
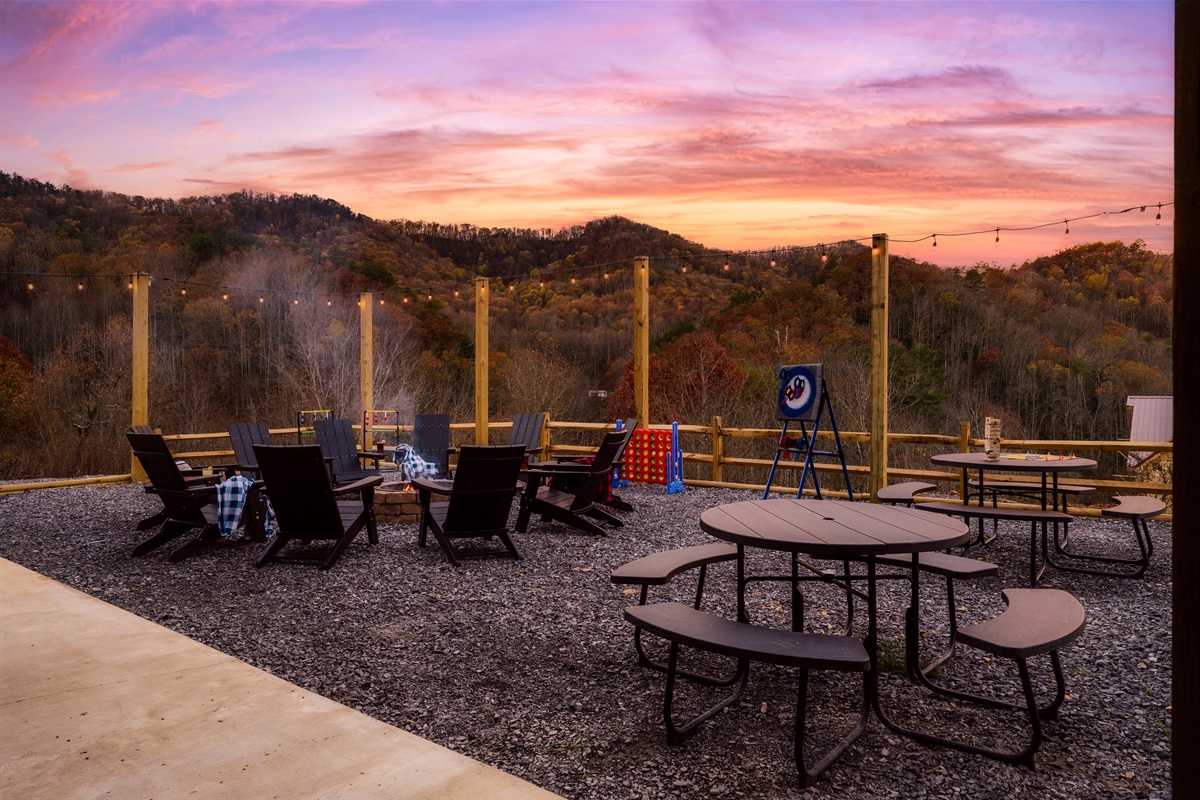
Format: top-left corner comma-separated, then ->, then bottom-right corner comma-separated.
313,417 -> 385,485
413,413 -> 452,477
226,422 -> 273,477
506,413 -> 545,460
251,444 -> 383,570
127,431 -> 222,562
546,420 -> 637,511
516,431 -> 626,536
411,444 -> 526,566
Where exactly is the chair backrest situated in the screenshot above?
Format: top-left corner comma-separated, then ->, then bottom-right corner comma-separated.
506,413 -> 545,453
126,431 -> 190,492
613,419 -> 638,463
253,445 -> 346,538
313,418 -> 375,482
568,431 -> 627,513
413,414 -> 451,476
442,445 -> 526,534
228,422 -> 272,470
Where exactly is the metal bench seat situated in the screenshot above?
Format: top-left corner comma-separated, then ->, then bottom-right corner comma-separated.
876,481 -> 937,506
916,501 -> 1071,585
1048,495 -> 1165,579
612,543 -> 739,685
624,602 -> 869,788
882,588 -> 1086,768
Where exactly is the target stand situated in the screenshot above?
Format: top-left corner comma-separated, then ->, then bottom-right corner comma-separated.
763,364 -> 854,500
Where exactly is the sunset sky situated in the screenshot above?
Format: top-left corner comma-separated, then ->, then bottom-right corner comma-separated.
0,1 -> 1175,268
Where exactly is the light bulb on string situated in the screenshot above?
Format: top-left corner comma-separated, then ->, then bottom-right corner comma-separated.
1155,204 -> 1162,225
379,298 -> 385,305
77,281 -> 84,291
820,245 -> 828,263
994,229 -> 1000,247
681,265 -> 688,274
570,277 -> 576,285
127,279 -> 134,289
259,296 -> 265,304
180,288 -> 187,296
723,262 -> 729,271
294,298 -> 299,305
222,293 -> 229,301
453,289 -> 459,298
327,299 -> 332,306
1064,220 -> 1070,237
539,280 -> 545,288
26,281 -> 34,292
932,235 -> 937,248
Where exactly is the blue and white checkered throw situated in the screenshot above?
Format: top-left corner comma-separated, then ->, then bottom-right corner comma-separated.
216,475 -> 274,539
393,444 -> 439,481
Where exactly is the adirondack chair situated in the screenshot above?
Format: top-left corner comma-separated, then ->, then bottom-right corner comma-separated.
127,431 -> 223,562
413,413 -> 452,477
252,444 -> 383,569
313,417 -> 385,485
128,427 -> 220,532
411,444 -> 526,566
545,420 -> 638,511
516,431 -> 627,536
506,413 -> 546,460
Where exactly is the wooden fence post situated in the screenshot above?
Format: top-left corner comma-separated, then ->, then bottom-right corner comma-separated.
475,277 -> 489,445
360,292 -> 373,447
130,272 -> 149,482
869,235 -> 889,499
634,256 -> 650,426
959,421 -> 971,499
712,415 -> 724,483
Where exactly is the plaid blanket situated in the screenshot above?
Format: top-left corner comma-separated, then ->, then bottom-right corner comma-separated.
393,444 -> 439,481
216,475 -> 275,539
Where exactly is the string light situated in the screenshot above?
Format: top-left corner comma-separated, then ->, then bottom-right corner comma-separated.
259,296 -> 265,303
222,293 -> 229,301
932,235 -> 937,248
1156,204 -> 1162,225
820,245 -> 828,263
293,298 -> 299,305
994,229 -> 1000,247
327,299 -> 332,306
127,279 -> 133,289
680,265 -> 688,273
723,262 -> 729,271
26,281 -> 34,291
379,298 -> 384,305
570,277 -> 576,285
77,281 -> 84,291
1064,219 -> 1070,237
453,289 -> 459,298
180,288 -> 187,296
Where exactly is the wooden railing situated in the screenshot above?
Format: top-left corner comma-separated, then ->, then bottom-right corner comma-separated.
0,419 -> 1172,518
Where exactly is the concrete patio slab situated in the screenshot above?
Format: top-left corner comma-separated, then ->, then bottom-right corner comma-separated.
0,559 -> 560,799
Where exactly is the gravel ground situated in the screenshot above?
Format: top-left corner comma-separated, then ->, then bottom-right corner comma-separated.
0,482 -> 1172,799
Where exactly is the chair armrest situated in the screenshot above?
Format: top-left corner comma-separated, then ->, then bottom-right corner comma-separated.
357,451 -> 385,465
332,474 -> 385,496
528,460 -> 589,473
184,473 -> 224,487
411,477 -> 453,494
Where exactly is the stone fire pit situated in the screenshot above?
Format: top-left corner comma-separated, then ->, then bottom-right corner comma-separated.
373,481 -> 446,524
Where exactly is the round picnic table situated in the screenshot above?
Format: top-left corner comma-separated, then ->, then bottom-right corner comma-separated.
698,498 -> 969,734
931,451 -> 1097,509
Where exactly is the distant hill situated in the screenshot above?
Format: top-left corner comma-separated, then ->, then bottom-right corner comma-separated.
0,172 -> 1173,479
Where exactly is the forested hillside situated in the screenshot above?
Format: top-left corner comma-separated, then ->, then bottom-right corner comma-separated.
0,173 -> 1173,479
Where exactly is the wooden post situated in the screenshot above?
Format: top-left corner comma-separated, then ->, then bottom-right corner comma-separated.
1174,1 -> 1198,794
868,235 -> 888,500
711,416 -> 724,483
540,412 -> 552,458
475,277 -> 489,445
634,256 -> 650,426
360,292 -> 373,449
959,421 -> 972,500
130,272 -> 149,482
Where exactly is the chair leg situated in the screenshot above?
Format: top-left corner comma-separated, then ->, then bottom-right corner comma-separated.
167,524 -> 221,563
132,519 -> 192,557
662,642 -> 749,744
795,668 -> 869,787
880,651 -> 1065,768
1046,518 -> 1151,578
135,509 -> 168,531
255,535 -> 289,567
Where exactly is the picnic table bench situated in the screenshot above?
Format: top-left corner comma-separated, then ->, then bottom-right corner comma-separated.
915,501 -> 1071,585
